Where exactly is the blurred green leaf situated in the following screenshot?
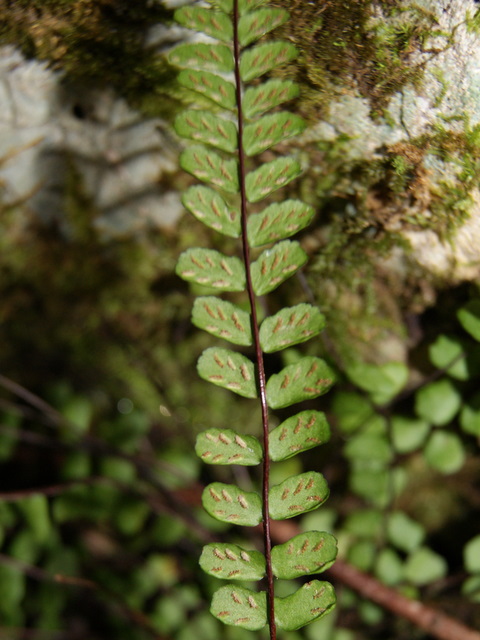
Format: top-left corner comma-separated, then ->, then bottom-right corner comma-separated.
387,511 -> 425,553
464,535 -> 480,573
457,299 -> 480,341
404,547 -> 447,586
424,431 -> 465,474
343,509 -> 383,540
18,494 -> 51,545
462,575 -> 480,603
331,391 -> 374,433
374,547 -> 403,586
346,362 -> 408,405
344,433 -> 392,465
391,416 -> 430,453
460,392 -> 480,436
347,540 -> 376,572
415,379 -> 461,426
429,335 -> 468,380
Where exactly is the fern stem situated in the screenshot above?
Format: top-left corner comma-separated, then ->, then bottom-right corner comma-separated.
232,1 -> 276,638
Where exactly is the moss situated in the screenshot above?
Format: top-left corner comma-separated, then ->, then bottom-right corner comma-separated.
273,0 -> 442,118
0,0 -> 179,118
465,7 -> 480,33
298,116 -> 480,362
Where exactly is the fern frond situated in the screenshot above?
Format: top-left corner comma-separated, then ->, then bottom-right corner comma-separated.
170,0 -> 337,635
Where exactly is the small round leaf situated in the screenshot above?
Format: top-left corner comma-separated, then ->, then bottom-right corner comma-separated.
269,472 -> 329,520
424,431 -> 465,474
415,379 -> 461,426
200,543 -> 266,580
274,580 -> 336,631
271,531 -> 337,579
211,585 -> 267,630
202,483 -> 262,526
196,428 -> 262,466
403,547 -> 447,586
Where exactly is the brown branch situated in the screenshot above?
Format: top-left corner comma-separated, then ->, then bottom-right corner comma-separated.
327,560 -> 480,640
269,520 -> 480,640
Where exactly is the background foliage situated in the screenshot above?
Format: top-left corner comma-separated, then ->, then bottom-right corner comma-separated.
1,1 -> 480,639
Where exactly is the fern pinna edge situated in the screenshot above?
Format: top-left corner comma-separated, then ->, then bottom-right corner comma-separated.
170,0 -> 337,636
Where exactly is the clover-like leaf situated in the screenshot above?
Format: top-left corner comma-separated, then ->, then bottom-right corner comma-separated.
246,157 -> 301,203
203,482 -> 262,526
182,186 -> 240,238
211,585 -> 267,630
243,112 -> 305,157
180,146 -> 239,193
415,378 -> 461,426
274,580 -> 336,631
192,297 -> 252,345
174,6 -> 233,43
238,8 -> 289,47
195,428 -> 262,465
266,357 -> 336,410
269,472 -> 329,520
197,347 -> 257,398
170,43 -> 234,73
458,299 -> 480,342
269,410 -> 330,462
240,42 -> 298,82
251,241 -> 307,296
271,531 -> 337,579
200,543 -> 266,580
175,111 -> 237,153
247,200 -> 315,247
259,304 -> 325,353
243,79 -> 299,119
346,361 -> 408,406
176,249 -> 245,291
178,70 -> 236,111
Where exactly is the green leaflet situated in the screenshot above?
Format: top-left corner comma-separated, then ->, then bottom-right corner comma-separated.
243,112 -> 306,156
269,472 -> 330,520
180,145 -> 239,193
238,8 -> 289,47
169,43 -> 234,73
195,428 -> 262,465
182,186 -> 240,238
176,248 -> 245,292
246,157 -> 301,202
247,200 -> 315,247
243,80 -> 300,119
274,581 -> 336,631
251,241 -> 307,296
266,357 -> 336,409
177,70 -> 236,111
271,531 -> 337,579
202,482 -> 263,526
175,111 -> 237,153
192,297 -> 252,346
259,303 -> 325,353
240,42 -> 298,82
197,347 -> 257,398
174,6 -> 233,44
269,410 -> 330,462
211,585 -> 267,630
200,543 -> 266,580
